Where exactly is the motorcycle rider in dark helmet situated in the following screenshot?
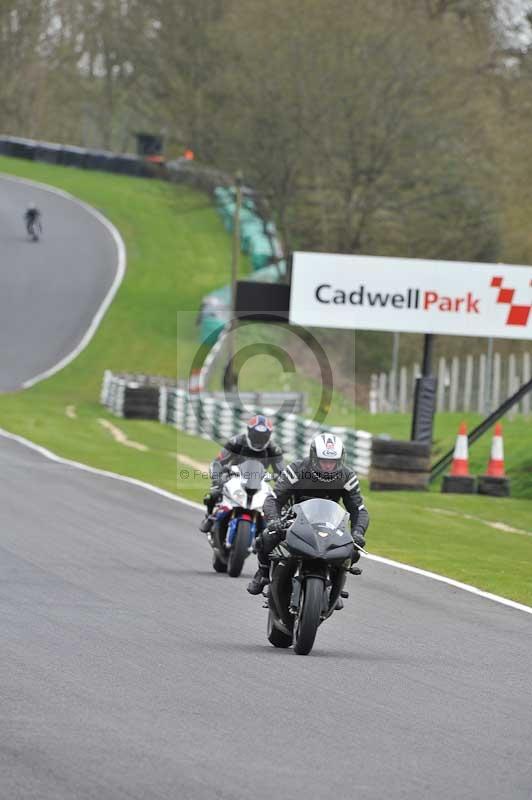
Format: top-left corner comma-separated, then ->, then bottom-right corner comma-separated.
247,432 -> 369,595
199,415 -> 284,533
24,203 -> 41,235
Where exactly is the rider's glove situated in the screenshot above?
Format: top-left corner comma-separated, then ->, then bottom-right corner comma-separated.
256,522 -> 283,555
351,529 -> 366,550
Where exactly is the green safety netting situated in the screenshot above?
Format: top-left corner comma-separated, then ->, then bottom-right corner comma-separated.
199,185 -> 285,344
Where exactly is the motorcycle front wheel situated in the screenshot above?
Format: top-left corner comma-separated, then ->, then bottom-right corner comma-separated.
294,576 -> 324,655
227,519 -> 251,577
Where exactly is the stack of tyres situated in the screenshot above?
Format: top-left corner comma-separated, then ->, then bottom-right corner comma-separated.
370,439 -> 431,491
61,146 -> 87,168
85,149 -> 114,172
34,142 -> 63,164
122,386 -> 161,420
8,138 -> 35,160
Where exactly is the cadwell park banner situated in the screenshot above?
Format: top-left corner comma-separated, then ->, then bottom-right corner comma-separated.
289,252 -> 532,340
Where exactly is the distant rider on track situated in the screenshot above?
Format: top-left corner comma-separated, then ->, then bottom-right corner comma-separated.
200,415 -> 285,533
24,204 -> 42,239
248,432 -> 369,595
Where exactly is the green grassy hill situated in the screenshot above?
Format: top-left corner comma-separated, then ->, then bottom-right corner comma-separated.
0,155 -> 530,606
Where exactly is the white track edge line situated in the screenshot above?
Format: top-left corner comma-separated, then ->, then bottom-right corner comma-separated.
0,172 -> 126,388
0,428 -> 202,511
362,554 -> 532,615
1,426 -> 530,616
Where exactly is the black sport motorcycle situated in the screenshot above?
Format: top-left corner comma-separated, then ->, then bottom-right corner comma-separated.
265,498 -> 357,655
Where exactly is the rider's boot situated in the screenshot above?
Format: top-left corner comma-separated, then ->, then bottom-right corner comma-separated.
200,491 -> 217,533
247,566 -> 269,595
199,515 -> 213,533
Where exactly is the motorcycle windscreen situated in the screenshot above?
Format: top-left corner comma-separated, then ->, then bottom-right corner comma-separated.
285,499 -> 354,560
238,459 -> 266,492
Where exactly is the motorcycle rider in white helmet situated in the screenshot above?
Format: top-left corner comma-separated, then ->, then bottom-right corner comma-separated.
248,432 -> 369,595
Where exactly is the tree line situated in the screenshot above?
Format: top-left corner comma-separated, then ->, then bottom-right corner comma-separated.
2,0 -> 532,372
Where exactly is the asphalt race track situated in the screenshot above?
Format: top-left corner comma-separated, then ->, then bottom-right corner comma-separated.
0,175 -> 119,391
0,434 -> 531,800
0,180 -> 531,799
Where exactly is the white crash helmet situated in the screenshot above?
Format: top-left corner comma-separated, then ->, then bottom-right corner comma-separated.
309,432 -> 344,482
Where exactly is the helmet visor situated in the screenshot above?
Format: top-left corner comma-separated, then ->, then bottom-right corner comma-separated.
318,458 -> 339,473
248,426 -> 271,450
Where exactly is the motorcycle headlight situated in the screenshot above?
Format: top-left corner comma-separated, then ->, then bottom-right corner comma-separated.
232,488 -> 247,504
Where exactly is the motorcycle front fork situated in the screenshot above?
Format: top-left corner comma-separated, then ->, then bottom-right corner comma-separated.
224,511 -> 260,549
288,566 -> 345,618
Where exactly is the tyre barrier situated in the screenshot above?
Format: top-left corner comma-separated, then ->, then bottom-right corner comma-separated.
477,475 -> 511,497
101,371 -> 372,476
369,439 -> 431,491
0,135 -> 153,178
100,371 -> 179,421
441,475 -> 476,494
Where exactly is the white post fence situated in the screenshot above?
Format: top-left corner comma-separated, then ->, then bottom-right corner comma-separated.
370,351 -> 532,414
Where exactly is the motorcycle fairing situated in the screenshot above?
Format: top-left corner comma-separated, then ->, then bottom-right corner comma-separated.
285,499 -> 354,561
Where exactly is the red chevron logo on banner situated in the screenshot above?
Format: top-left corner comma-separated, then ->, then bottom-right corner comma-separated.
490,276 -> 531,327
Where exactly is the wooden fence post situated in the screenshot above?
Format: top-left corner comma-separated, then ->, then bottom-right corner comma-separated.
399,366 -> 408,413
437,357 -> 446,412
464,355 -> 473,412
492,353 -> 501,411
477,354 -> 486,414
522,352 -> 531,415
388,369 -> 397,412
449,356 -> 459,412
369,374 -> 378,415
378,372 -> 387,412
508,354 -> 518,420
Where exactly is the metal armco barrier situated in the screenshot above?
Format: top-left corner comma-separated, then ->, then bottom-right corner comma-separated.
101,371 -> 372,476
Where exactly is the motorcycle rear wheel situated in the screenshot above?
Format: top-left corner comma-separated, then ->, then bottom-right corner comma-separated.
227,519 -> 250,577
294,576 -> 324,655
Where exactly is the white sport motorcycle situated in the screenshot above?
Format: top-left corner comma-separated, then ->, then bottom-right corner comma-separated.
209,458 -> 273,577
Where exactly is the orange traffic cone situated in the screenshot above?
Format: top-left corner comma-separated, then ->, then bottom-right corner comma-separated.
449,421 -> 470,477
486,423 -> 505,478
478,423 -> 510,497
442,422 -> 476,494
